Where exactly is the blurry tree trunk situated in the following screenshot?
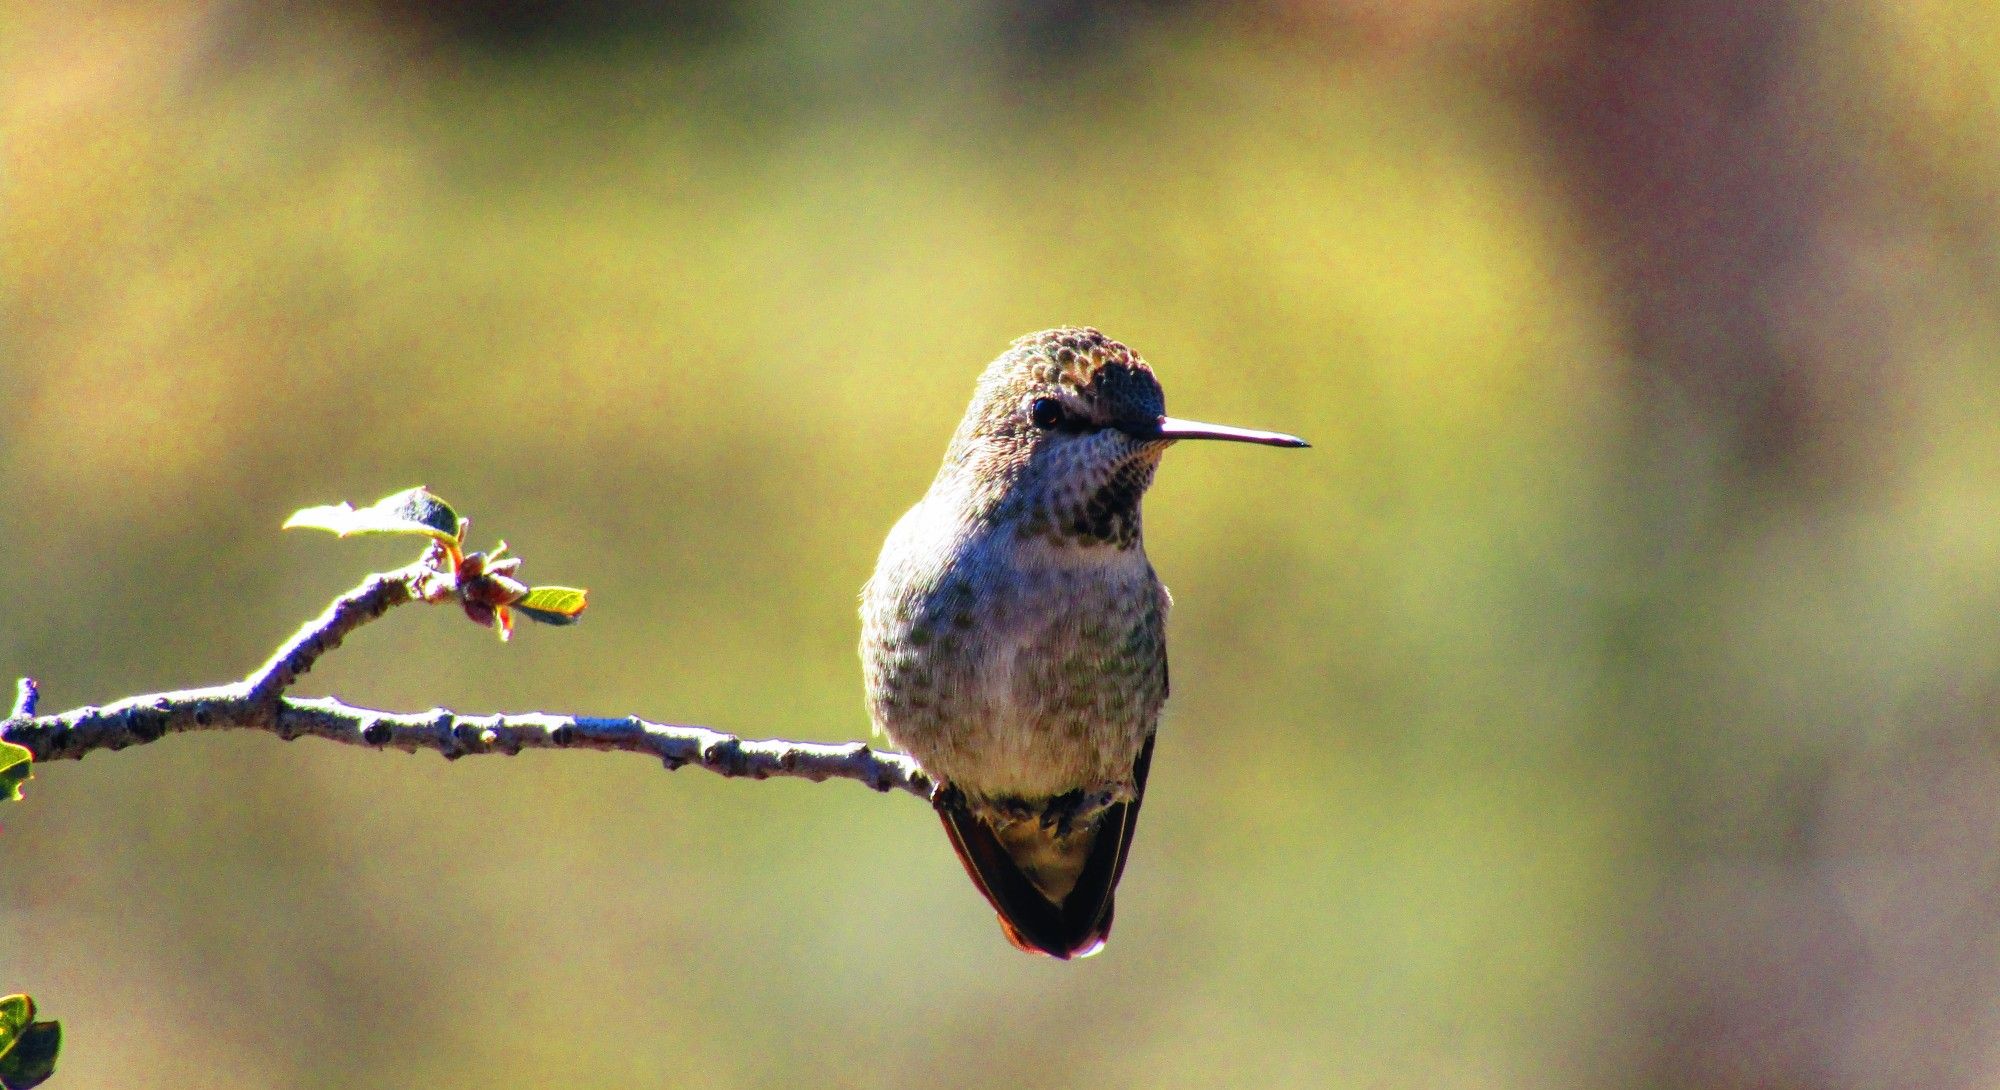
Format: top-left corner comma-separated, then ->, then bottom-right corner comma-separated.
1541,0 -> 1882,487
1534,5 -> 1992,1090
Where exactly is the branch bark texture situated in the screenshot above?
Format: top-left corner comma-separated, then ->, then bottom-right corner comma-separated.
0,566 -> 931,800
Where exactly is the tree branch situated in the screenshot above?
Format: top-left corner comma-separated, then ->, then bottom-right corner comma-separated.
242,561 -> 427,705
0,567 -> 931,800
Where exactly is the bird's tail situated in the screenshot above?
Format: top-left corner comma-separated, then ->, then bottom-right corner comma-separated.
935,735 -> 1154,959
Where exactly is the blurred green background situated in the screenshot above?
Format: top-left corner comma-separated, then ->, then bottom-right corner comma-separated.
6,1 -> 2000,1086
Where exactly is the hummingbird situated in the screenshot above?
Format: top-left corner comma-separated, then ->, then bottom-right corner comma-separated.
860,327 -> 1305,958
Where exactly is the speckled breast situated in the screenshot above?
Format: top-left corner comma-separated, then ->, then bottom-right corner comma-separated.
861,527 -> 1169,802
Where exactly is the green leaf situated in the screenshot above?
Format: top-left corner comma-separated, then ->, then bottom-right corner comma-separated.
0,1020 -> 60,1089
283,487 -> 462,544
0,995 -> 31,1058
0,743 -> 28,803
513,586 -> 588,626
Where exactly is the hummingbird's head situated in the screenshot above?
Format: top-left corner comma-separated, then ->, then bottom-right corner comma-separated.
938,328 -> 1305,547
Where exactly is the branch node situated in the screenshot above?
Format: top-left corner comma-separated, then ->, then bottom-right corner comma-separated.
703,737 -> 745,776
132,711 -> 166,744
361,721 -> 391,746
434,713 -> 468,759
866,761 -> 896,792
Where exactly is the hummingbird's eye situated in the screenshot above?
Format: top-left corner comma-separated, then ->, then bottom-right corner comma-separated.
1028,397 -> 1067,430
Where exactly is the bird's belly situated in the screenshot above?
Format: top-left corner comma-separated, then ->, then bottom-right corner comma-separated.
863,555 -> 1166,802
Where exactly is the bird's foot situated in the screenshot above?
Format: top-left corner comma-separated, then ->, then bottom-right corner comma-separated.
930,781 -> 966,812
954,786 -> 1124,835
1038,786 -> 1122,838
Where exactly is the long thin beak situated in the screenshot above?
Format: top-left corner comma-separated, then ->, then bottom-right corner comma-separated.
1148,416 -> 1309,448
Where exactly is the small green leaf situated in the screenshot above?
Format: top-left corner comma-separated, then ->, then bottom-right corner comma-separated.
0,1020 -> 60,1090
514,586 -> 588,625
0,744 -> 27,803
0,995 -> 32,1058
283,487 -> 462,544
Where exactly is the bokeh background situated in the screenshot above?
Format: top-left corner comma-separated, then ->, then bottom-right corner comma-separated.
6,1 -> 2000,1086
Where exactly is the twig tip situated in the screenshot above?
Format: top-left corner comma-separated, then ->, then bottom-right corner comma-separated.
11,677 -> 39,719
